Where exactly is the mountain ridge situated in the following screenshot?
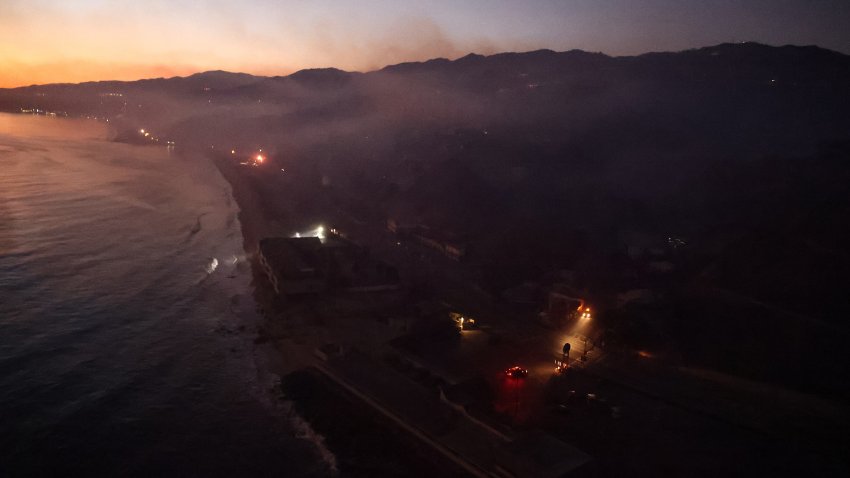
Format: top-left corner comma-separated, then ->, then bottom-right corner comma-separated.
2,42 -> 847,91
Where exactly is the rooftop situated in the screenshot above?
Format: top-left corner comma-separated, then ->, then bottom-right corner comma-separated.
259,237 -> 324,278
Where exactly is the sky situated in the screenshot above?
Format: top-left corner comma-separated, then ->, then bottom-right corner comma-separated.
1,0 -> 849,87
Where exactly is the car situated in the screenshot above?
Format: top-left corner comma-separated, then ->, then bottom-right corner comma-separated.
505,366 -> 528,378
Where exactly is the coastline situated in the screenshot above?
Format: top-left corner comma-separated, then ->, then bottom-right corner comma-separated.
1,116 -> 335,477
209,153 -> 279,252
206,150 -> 474,477
204,150 -> 341,472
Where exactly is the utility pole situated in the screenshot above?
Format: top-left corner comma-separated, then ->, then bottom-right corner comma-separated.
582,336 -> 589,361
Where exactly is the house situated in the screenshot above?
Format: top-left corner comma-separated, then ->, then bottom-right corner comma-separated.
411,230 -> 467,262
544,284 -> 585,324
387,218 -> 467,261
258,235 -> 401,296
258,237 -> 327,296
494,430 -> 591,478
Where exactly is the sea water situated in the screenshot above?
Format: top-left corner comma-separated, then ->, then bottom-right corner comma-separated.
0,114 -> 326,476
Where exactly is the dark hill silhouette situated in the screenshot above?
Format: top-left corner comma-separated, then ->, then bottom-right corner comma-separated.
2,43 -> 849,360
286,67 -> 357,88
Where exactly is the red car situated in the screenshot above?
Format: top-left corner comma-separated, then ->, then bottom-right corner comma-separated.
505,366 -> 528,378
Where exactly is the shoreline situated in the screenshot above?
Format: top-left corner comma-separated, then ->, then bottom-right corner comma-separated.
202,150 -> 342,474
0,119 -> 335,477
207,150 -> 477,477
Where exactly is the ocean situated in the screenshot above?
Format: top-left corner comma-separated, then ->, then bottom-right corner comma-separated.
0,113 -> 327,476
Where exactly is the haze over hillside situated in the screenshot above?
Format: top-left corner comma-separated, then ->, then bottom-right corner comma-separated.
3,42 -> 850,396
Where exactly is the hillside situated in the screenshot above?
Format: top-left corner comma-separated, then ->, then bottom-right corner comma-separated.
3,43 -> 850,395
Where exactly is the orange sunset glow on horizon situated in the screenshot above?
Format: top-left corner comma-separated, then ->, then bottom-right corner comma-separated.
2,0 -> 848,88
